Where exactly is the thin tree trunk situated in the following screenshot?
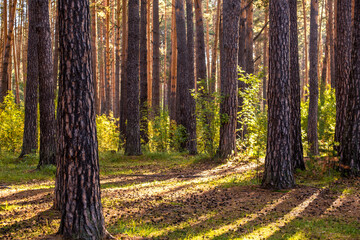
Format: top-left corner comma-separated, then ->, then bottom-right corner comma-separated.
120,0 -> 128,138
0,0 -> 17,102
262,7 -> 268,110
308,0 -> 319,155
91,0 -> 99,115
114,0 -> 121,119
186,0 -> 197,154
301,0 -> 309,100
152,0 -> 160,115
105,0 -> 111,115
245,0 -> 254,74
210,0 -> 220,93
19,0 -> 38,158
140,0 -> 148,143
169,0 -> 177,121
290,0 -> 305,169
37,0 -> 56,167
194,0 -> 207,87
12,40 -> 19,104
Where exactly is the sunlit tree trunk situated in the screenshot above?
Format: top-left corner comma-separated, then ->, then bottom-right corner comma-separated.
262,0 -> 295,190
140,0 -> 148,143
120,0 -> 128,139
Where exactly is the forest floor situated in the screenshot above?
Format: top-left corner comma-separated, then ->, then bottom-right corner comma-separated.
0,152 -> 359,240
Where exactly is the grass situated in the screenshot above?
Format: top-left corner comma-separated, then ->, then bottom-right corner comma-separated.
0,151 -> 359,240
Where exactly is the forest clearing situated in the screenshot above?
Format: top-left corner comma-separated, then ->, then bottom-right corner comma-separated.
0,153 -> 359,239
0,0 -> 359,239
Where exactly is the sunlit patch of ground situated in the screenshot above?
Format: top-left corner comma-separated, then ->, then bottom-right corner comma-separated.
0,152 -> 359,239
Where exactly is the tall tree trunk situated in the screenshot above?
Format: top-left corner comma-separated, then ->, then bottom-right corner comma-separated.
114,0 -> 121,119
218,0 -> 240,158
120,0 -> 128,139
19,0 -> 38,158
140,0 -> 148,143
186,0 -> 197,154
340,0 -> 360,176
13,41 -> 20,104
91,0 -> 99,115
335,0 -> 352,155
194,0 -> 207,87
125,0 -> 142,156
175,0 -> 191,150
262,7 -> 268,110
37,0 -> 56,167
290,0 -> 305,169
308,0 -> 319,155
302,0 -> 309,100
55,0 -> 108,237
210,0 -> 220,93
163,3 -> 168,109
152,0 -> 160,116
205,0 -> 210,80
262,0 -> 295,190
169,0 -> 177,121
329,0 -> 335,88
0,0 -> 17,102
245,0 -> 254,74
105,0 -> 111,115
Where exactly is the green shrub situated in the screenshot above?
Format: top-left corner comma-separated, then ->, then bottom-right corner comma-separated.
194,80 -> 220,156
0,93 -> 24,152
237,70 -> 267,157
148,111 -> 171,152
96,112 -> 120,152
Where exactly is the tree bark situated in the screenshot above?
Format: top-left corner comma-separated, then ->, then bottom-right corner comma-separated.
308,0 -> 319,155
245,0 -> 254,74
19,0 -> 38,158
140,0 -> 148,143
340,0 -> 360,176
169,0 -> 177,121
194,0 -> 207,88
210,0 -> 220,93
0,0 -> 17,103
152,0 -> 160,116
335,0 -> 352,155
55,0 -> 108,237
120,0 -> 128,139
186,0 -> 197,154
217,0 -> 240,158
301,0 -> 309,100
37,0 -> 56,167
262,0 -> 295,190
290,0 -> 305,169
125,0 -> 142,156
262,7 -> 268,110
91,0 -> 99,115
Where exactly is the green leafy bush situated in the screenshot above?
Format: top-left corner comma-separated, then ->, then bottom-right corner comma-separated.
0,93 -> 24,152
96,112 -> 120,152
148,111 -> 171,152
237,70 -> 267,157
194,80 -> 220,156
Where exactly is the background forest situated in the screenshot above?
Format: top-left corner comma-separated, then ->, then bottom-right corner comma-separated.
0,0 -> 359,239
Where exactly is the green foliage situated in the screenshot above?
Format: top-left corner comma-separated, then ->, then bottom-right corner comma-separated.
0,92 -> 24,152
237,70 -> 268,157
148,111 -> 171,152
193,79 -> 220,155
301,86 -> 336,156
96,112 -> 120,152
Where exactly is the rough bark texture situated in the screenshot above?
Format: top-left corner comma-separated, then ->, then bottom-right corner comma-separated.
329,0 -> 335,88
91,0 -> 100,115
120,0 -> 128,139
0,0 -> 16,103
53,4 -> 59,93
307,0 -> 319,155
301,0 -> 309,100
262,0 -> 295,190
210,0 -> 220,93
289,0 -> 305,170
194,0 -> 207,88
152,0 -> 160,116
175,0 -> 191,150
218,0 -> 241,158
105,0 -> 112,115
55,0 -> 107,237
335,0 -> 352,155
169,0 -> 177,121
19,0 -> 38,158
114,0 -> 121,119
37,0 -> 56,167
262,7 -> 268,110
186,0 -> 197,154
340,0 -> 360,176
140,0 -> 148,143
125,0 -> 142,156
245,0 -> 254,74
